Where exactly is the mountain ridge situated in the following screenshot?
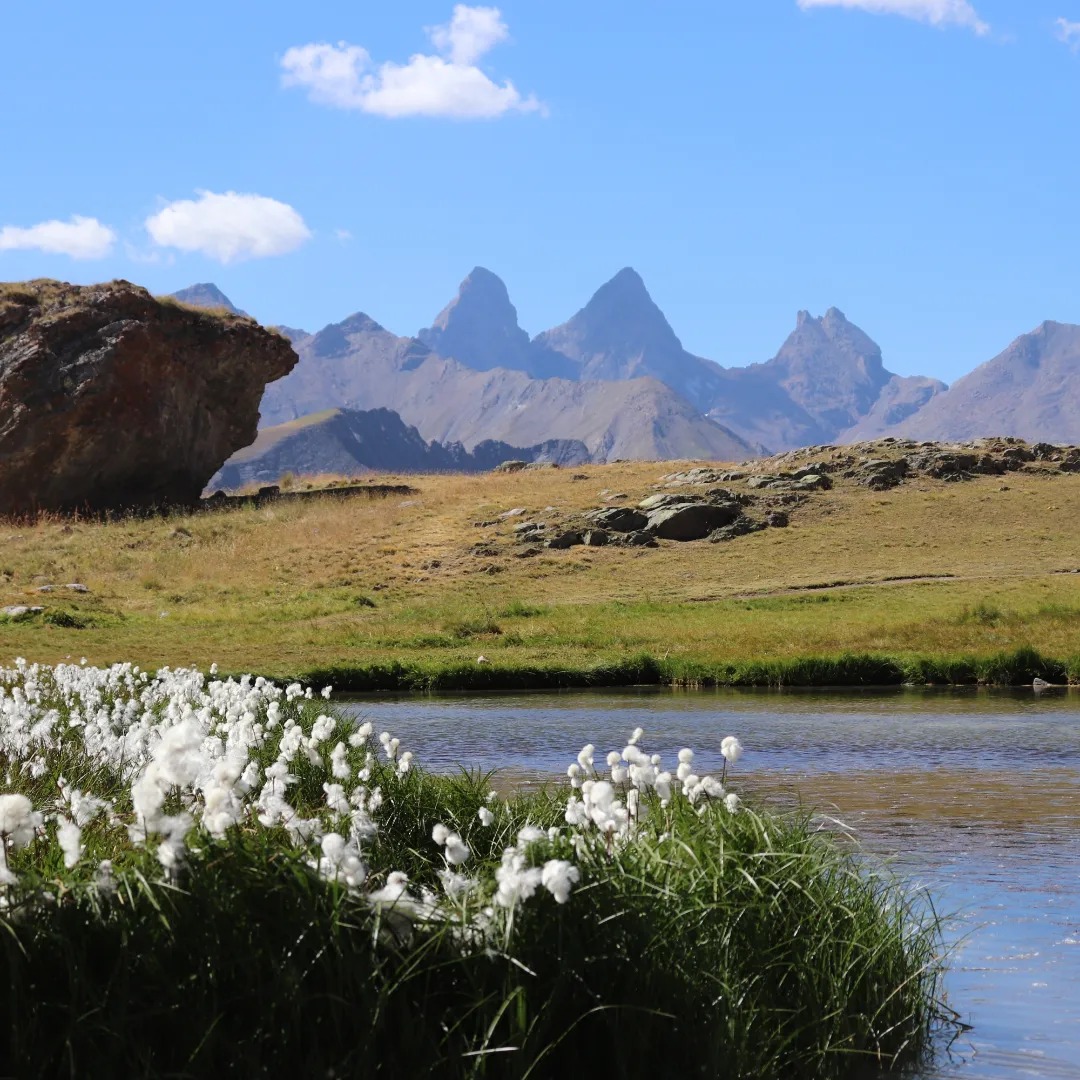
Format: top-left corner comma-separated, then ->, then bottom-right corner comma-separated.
171,272 -> 1080,464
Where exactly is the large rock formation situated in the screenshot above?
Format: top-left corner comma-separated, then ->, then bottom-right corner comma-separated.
0,279 -> 297,515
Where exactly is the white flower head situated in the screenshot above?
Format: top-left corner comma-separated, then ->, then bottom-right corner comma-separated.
541,859 -> 580,904
0,794 -> 43,849
56,816 -> 82,869
721,736 -> 743,764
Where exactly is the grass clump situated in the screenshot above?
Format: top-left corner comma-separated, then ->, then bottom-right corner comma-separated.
0,661 -> 949,1078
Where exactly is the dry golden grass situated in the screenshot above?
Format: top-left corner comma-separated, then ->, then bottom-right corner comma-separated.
2,456 -> 1079,677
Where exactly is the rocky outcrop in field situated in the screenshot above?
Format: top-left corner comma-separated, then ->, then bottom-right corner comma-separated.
0,279 -> 297,515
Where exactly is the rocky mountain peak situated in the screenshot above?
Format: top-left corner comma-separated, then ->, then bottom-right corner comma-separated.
762,308 -> 892,435
538,268 -> 685,367
418,266 -> 531,374
168,283 -> 243,316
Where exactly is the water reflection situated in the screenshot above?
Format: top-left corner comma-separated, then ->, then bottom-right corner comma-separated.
340,688 -> 1080,1079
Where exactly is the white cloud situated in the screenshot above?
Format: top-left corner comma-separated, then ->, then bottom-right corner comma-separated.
796,0 -> 990,35
281,5 -> 543,119
144,191 -> 311,264
428,5 -> 508,65
0,215 -> 116,259
1056,17 -> 1080,49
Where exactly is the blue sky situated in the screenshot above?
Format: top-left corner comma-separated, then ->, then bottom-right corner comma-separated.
2,0 -> 1079,383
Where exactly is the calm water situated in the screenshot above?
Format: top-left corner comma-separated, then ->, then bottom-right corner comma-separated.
341,688 -> 1080,1079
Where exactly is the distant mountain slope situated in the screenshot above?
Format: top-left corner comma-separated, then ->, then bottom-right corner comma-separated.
209,407 -> 591,488
168,283 -> 245,316
885,321 -> 1080,443
259,311 -> 753,462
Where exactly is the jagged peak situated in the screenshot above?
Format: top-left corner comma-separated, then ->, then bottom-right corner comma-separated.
427,266 -> 518,334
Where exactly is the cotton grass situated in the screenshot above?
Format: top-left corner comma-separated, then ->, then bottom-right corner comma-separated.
0,659 -> 950,1077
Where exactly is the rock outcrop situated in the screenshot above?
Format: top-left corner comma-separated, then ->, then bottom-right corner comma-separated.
0,279 -> 297,515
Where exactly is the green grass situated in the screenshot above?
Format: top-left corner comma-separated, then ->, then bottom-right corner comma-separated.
0,662 -> 950,1078
262,645 -> 1076,692
2,767 -> 947,1079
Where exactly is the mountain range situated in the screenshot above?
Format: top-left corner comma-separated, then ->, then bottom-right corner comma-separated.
173,270 -> 1080,476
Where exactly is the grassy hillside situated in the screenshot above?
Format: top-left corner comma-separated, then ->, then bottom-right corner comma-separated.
2,445 -> 1080,685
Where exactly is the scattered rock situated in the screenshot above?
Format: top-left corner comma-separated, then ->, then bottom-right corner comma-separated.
623,531 -> 659,547
35,585 -> 54,593
513,521 -> 546,538
765,511 -> 789,527
498,507 -> 527,519
585,507 -> 649,533
645,501 -> 742,541
570,474 -> 590,481
64,583 -> 89,593
546,531 -> 584,549
495,460 -> 528,473
524,462 -> 558,470
660,467 -> 732,486
709,518 -> 766,543
1,605 -> 43,620
257,485 -> 281,498
638,492 -> 705,512
583,529 -> 609,547
858,458 -> 908,490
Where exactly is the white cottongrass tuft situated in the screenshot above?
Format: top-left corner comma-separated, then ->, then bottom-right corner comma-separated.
541,859 -> 580,903
56,816 -> 82,869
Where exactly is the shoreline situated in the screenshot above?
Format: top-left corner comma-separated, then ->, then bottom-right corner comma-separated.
222,646 -> 1078,693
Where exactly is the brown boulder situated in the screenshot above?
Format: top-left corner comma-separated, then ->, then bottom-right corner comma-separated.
0,279 -> 297,515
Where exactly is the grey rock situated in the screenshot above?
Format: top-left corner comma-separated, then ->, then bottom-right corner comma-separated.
499,507 -> 527,519
496,460 -> 528,473
709,517 -> 766,543
645,501 -> 742,541
583,529 -> 609,547
546,531 -> 584,549
1,605 -> 43,619
585,507 -> 649,533
623,531 -> 659,547
765,511 -> 789,527
638,492 -> 705,511
65,583 -> 89,593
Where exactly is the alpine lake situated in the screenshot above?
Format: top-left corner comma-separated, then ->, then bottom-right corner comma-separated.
340,686 -> 1080,1080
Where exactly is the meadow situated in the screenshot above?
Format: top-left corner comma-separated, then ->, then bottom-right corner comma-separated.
1,455 -> 1078,687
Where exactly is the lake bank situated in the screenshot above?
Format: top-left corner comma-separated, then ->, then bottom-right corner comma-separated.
248,644 -> 1079,692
